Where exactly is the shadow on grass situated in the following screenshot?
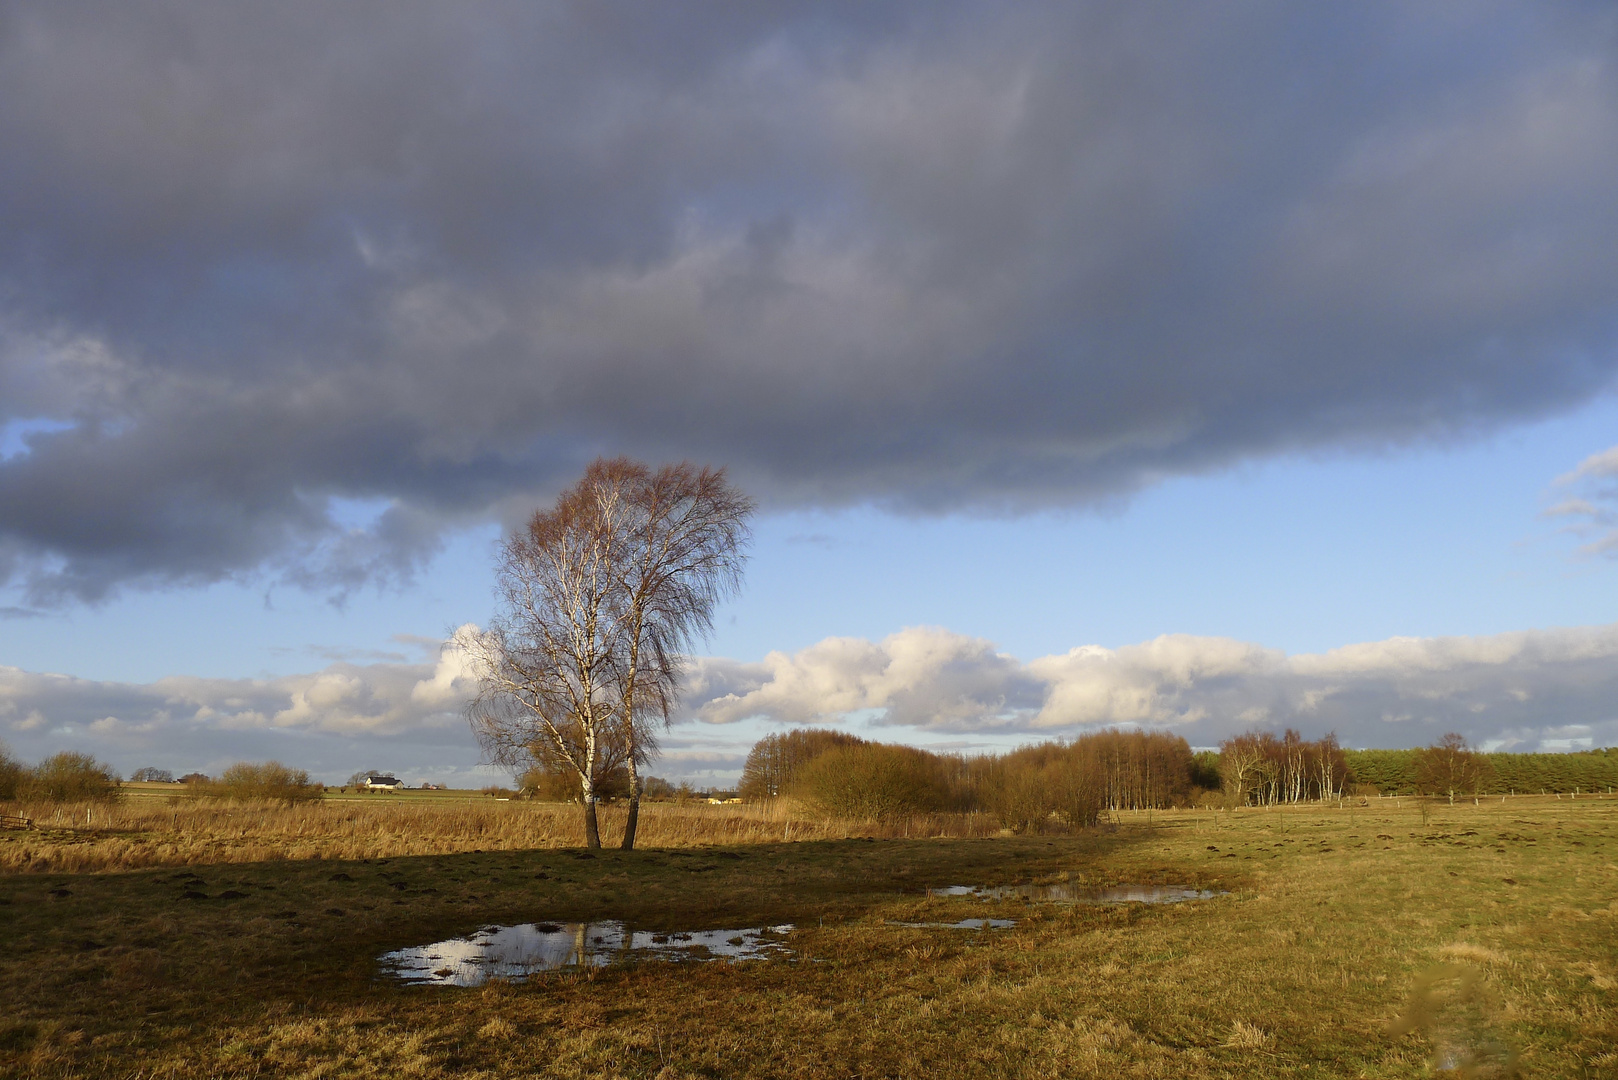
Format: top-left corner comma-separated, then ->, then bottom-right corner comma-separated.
1,828 -> 1172,1068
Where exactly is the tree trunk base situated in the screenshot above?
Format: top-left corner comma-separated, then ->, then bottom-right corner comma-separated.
621,797 -> 639,851
583,799 -> 601,849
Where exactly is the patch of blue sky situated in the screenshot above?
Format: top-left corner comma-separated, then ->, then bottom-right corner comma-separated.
0,417 -> 75,461
706,392 -> 1618,665
324,494 -> 395,532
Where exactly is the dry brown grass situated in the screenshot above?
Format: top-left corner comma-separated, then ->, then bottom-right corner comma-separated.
0,793 -> 1002,873
2,793 -> 1613,1077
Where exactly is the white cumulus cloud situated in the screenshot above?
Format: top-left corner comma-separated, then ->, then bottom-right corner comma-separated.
679,624 -> 1618,752
4,621 -> 1617,782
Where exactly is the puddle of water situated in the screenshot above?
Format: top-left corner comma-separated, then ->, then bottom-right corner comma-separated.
380,921 -> 793,986
930,884 -> 1223,904
891,918 -> 1017,930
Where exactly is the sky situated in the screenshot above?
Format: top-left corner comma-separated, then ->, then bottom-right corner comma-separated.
3,2 -> 1618,785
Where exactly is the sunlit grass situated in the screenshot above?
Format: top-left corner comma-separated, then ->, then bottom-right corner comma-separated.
0,791 -> 1001,873
1,794 -> 1613,1077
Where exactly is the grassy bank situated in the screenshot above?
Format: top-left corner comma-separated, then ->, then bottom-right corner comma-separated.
1,795 -> 1613,1077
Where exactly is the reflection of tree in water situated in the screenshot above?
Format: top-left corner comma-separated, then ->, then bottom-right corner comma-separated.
381,920 -> 794,986
1389,963 -> 1519,1078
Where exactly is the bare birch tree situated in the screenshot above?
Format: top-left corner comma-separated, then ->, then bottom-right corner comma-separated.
462,469 -> 629,847
1219,734 -> 1266,809
1314,731 -> 1342,802
610,460 -> 753,849
462,457 -> 751,850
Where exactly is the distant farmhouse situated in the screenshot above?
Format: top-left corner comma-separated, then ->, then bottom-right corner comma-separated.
361,774 -> 404,790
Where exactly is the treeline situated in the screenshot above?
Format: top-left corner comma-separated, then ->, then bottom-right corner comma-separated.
0,744 -> 325,804
735,728 -> 1618,828
737,728 -> 1207,832
1345,747 -> 1618,796
1218,730 -> 1347,806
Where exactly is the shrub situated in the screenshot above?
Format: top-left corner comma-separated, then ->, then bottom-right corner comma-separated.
21,751 -> 122,802
518,766 -> 578,801
517,760 -> 634,802
206,761 -> 322,803
793,743 -> 952,820
977,744 -> 1105,832
0,742 -> 24,801
739,728 -> 867,800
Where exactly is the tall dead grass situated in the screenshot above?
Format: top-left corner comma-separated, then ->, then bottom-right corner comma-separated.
0,796 -> 1002,873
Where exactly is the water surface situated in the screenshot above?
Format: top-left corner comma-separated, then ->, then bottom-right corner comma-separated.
891,918 -> 1017,930
930,884 -> 1222,903
380,921 -> 793,986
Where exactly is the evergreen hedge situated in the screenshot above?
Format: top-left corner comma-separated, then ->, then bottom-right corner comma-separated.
1345,747 -> 1618,795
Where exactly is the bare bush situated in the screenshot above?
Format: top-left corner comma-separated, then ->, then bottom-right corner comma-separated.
204,761 -> 323,803
794,743 -> 954,821
739,728 -> 1163,830
739,728 -> 866,801
19,751 -> 122,803
975,743 -> 1105,832
0,741 -> 24,801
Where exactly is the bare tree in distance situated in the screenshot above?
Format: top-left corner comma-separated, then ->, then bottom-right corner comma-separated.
462,458 -> 752,849
1416,732 -> 1493,806
1218,735 -> 1266,810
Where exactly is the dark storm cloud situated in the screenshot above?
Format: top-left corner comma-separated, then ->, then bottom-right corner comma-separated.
2,2 -> 1617,599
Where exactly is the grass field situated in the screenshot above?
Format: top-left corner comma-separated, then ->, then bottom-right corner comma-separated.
1,794 -> 1614,1078
0,786 -> 996,874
